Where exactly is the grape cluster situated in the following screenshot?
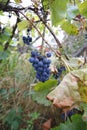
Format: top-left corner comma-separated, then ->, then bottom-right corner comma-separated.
22,36 -> 32,45
53,66 -> 66,79
29,51 -> 51,82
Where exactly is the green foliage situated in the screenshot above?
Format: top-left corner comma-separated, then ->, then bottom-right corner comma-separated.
0,27 -> 12,49
51,114 -> 87,130
49,0 -> 68,26
17,20 -> 29,31
21,112 -> 40,130
42,0 -> 49,10
60,20 -> 78,35
79,1 -> 87,17
4,107 -> 23,130
0,50 -> 10,60
32,79 -> 58,106
0,0 -> 8,4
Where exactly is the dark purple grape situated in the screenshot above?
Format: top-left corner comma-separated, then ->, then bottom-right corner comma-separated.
8,14 -> 11,18
28,36 -> 32,42
37,67 -> 43,72
46,52 -> 51,57
31,51 -> 38,57
38,61 -> 43,67
27,28 -> 31,32
43,58 -> 48,64
29,57 -> 34,63
34,58 -> 39,63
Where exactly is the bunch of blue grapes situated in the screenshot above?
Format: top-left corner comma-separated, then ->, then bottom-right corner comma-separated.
53,66 -> 66,79
22,35 -> 32,45
29,51 -> 51,82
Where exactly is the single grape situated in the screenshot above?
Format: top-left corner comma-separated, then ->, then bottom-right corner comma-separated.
38,61 -> 43,67
47,59 -> 51,64
31,51 -> 38,57
43,58 -> 48,64
27,28 -> 31,32
34,58 -> 39,63
28,36 -> 32,42
29,57 -> 35,63
46,52 -> 51,57
8,14 -> 11,18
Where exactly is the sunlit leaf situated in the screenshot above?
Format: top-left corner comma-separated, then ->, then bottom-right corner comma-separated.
79,1 -> 87,17
17,20 -> 29,31
49,0 -> 68,26
60,20 -> 78,35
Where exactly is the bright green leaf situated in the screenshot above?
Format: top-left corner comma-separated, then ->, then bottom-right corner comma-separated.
49,0 -> 68,26
79,1 -> 87,17
60,20 -> 78,35
42,0 -> 49,10
17,20 -> 29,31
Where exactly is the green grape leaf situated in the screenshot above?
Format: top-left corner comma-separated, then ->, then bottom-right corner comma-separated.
0,32 -> 10,43
17,20 -> 29,31
11,120 -> 20,130
79,1 -> 87,17
49,0 -> 68,26
60,20 -> 78,35
4,109 -> 16,124
42,0 -> 49,10
32,79 -> 58,106
51,114 -> 87,130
